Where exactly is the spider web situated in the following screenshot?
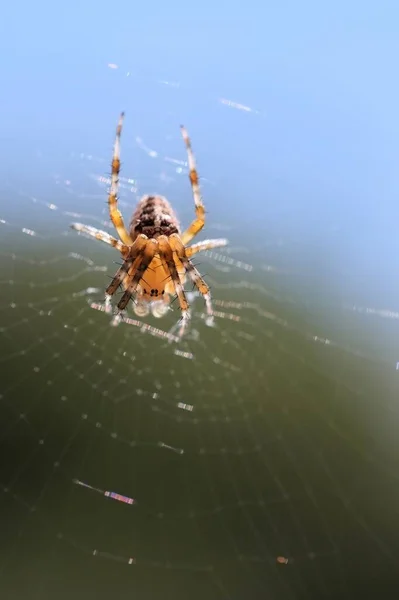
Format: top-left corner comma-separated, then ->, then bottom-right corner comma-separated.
1,72 -> 399,600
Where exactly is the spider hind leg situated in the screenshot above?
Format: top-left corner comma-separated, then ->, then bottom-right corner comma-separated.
180,126 -> 206,246
108,112 -> 134,246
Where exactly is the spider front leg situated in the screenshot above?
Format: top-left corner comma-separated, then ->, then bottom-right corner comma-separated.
180,126 -> 206,246
169,233 -> 214,326
102,233 -> 148,317
108,112 -> 135,246
70,223 -> 129,256
158,235 -> 191,339
98,254 -> 145,326
117,239 -> 158,311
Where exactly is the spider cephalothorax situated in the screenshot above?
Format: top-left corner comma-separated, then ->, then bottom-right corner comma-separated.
71,113 -> 228,338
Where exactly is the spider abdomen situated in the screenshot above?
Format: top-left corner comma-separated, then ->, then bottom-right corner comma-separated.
130,195 -> 180,241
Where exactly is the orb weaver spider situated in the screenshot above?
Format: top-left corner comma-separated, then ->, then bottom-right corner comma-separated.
71,113 -> 228,339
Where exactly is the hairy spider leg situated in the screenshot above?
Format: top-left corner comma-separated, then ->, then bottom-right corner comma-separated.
105,255 -> 148,324
103,254 -> 142,318
185,238 -> 228,258
105,234 -> 148,297
158,235 -> 191,338
169,233 -> 213,323
117,239 -> 158,311
180,126 -> 206,246
108,112 -> 134,245
70,223 -> 129,256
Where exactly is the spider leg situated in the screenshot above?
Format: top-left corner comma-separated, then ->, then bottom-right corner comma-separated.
108,112 -> 134,246
169,233 -> 214,325
158,235 -> 191,339
70,223 -> 129,255
179,126 -> 206,246
185,238 -> 228,258
104,256 -> 144,325
117,239 -> 158,311
105,234 -> 148,297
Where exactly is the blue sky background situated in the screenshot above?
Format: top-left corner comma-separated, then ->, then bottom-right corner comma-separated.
1,0 -> 399,306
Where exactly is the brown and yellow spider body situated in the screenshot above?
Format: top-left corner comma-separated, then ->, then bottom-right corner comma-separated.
71,113 -> 228,338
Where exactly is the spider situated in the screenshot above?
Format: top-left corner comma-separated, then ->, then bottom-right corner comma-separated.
71,113 -> 228,338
